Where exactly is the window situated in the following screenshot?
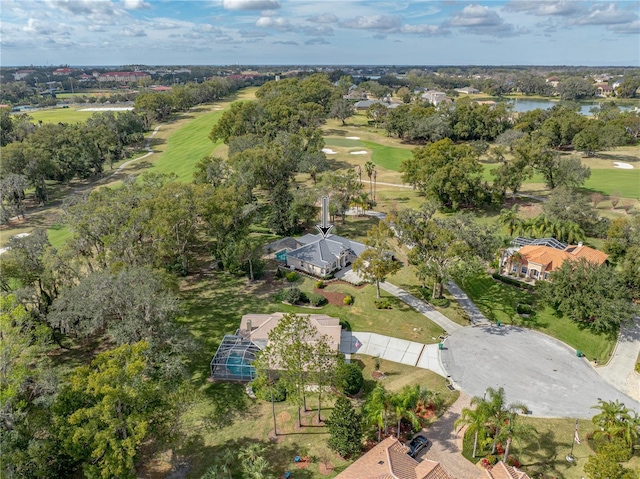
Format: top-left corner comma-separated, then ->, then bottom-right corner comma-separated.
511,265 -> 517,273
544,273 -> 549,279
521,266 -> 528,274
532,269 -> 539,278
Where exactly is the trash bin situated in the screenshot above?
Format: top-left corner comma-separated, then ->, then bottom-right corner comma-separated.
576,350 -> 582,357
438,342 -> 444,350
496,320 -> 501,327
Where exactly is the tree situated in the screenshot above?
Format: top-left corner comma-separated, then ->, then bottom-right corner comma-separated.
538,259 -> 636,333
363,383 -> 391,442
53,342 -> 169,479
329,98 -> 355,125
367,103 -> 389,128
542,186 -> 600,235
584,452 -> 638,479
455,396 -> 488,458
400,138 -> 486,210
322,169 -> 362,224
491,155 -> 532,199
573,122 -> 627,157
557,77 -> 596,100
334,360 -> 364,396
498,205 -> 520,237
364,160 -> 376,199
591,399 -> 640,450
253,313 -> 332,428
193,155 -> 231,187
352,221 -> 401,298
391,385 -> 421,439
327,397 -> 363,458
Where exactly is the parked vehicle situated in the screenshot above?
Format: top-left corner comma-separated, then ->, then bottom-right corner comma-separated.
406,435 -> 430,458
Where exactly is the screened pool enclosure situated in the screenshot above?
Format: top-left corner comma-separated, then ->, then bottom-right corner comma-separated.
210,335 -> 260,382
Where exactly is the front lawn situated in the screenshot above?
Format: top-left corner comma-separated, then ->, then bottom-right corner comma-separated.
458,273 -> 616,363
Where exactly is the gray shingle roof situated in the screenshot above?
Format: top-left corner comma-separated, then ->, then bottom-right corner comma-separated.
286,234 -> 365,267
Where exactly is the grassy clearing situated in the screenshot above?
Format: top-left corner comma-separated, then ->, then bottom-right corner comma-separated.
24,107 -> 99,123
582,169 -> 640,198
458,273 -> 615,362
360,140 -> 412,171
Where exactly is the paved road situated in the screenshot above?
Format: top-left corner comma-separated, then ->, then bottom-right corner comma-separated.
441,325 -> 637,418
339,330 -> 446,377
445,282 -> 490,326
596,316 -> 640,402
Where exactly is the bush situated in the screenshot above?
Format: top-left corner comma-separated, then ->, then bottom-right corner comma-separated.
343,295 -> 354,305
430,297 -> 449,308
251,375 -> 287,402
286,271 -> 299,282
315,280 -> 324,289
635,362 -> 640,374
491,272 -> 535,290
335,362 -> 364,396
516,303 -> 533,315
275,268 -> 283,279
340,320 -> 351,331
283,287 -> 303,304
374,298 -> 392,309
307,292 -> 327,307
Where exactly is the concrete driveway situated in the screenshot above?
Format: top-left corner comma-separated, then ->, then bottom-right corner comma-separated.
440,325 -> 637,418
340,330 -> 446,377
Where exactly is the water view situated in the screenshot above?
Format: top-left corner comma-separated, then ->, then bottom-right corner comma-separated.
505,98 -> 634,116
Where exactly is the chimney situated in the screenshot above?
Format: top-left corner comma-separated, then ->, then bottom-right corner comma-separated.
578,242 -> 583,247
246,319 -> 252,333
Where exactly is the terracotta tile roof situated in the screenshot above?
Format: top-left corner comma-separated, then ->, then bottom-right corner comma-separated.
516,244 -> 608,273
475,462 -> 531,479
335,438 -> 456,479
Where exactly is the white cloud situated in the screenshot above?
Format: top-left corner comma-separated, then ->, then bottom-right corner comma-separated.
575,4 -> 635,26
256,16 -> 293,31
340,15 -> 401,31
222,0 -> 280,11
448,4 -> 521,36
607,19 -> 640,34
122,0 -> 150,10
301,25 -> 334,36
307,13 -> 338,24
400,23 -> 449,35
503,1 -> 584,17
305,37 -> 329,45
120,26 -> 147,37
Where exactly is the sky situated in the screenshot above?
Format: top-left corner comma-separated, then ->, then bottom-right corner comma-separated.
1,0 -> 639,67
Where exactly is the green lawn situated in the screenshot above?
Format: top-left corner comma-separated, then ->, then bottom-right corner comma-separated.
47,223 -> 72,248
147,109 -> 224,181
324,137 -> 364,148
360,140 -> 413,172
458,273 -> 616,362
582,169 -> 640,198
24,107 -> 98,123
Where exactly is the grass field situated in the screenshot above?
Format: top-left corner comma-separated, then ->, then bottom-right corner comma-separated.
146,109 -> 224,181
458,273 -> 616,363
360,140 -> 413,171
24,106 -> 99,123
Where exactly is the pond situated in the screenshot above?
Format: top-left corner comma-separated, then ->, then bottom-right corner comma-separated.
505,98 -> 634,116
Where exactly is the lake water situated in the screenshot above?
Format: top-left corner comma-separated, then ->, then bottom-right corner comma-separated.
505,99 -> 634,116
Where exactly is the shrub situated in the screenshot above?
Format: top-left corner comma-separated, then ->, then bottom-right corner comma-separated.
343,295 -> 354,305
275,268 -> 283,279
283,287 -> 303,304
635,362 -> 640,374
286,271 -> 299,282
251,375 -> 287,402
516,303 -> 533,315
491,272 -> 535,290
430,297 -> 449,308
307,292 -> 327,307
315,280 -> 324,289
374,298 -> 392,309
340,320 -> 352,331
335,362 -> 364,396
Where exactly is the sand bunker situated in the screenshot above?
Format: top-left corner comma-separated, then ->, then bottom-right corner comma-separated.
350,150 -> 368,155
79,107 -> 134,111
614,162 -> 634,169
345,136 -> 360,140
322,148 -> 337,155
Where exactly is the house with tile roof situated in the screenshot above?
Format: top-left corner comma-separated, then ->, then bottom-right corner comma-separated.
334,437 -> 455,479
284,233 -> 366,278
506,242 -> 608,281
474,461 -> 531,479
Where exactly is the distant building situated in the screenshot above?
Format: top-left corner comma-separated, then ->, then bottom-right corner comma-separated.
97,71 -> 151,83
52,68 -> 73,76
421,90 -> 447,105
595,83 -> 613,97
13,69 -> 36,81
455,86 -> 480,94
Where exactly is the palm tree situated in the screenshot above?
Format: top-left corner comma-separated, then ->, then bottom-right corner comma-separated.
498,405 -> 536,461
592,399 -> 640,448
498,205 -> 520,237
455,397 -> 489,458
365,161 -> 375,198
391,385 -> 421,439
364,383 -> 391,442
358,192 -> 370,216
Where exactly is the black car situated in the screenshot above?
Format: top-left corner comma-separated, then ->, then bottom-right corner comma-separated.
406,435 -> 430,458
